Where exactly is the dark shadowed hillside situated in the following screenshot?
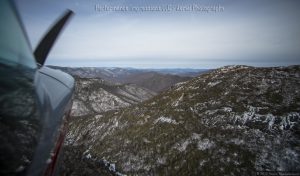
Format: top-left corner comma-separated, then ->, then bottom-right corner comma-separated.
118,71 -> 191,92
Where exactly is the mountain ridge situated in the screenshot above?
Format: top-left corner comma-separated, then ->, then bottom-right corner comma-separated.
64,65 -> 300,175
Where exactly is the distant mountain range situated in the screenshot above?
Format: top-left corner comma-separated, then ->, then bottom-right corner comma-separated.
49,66 -> 208,92
63,65 -> 300,175
49,66 -> 207,77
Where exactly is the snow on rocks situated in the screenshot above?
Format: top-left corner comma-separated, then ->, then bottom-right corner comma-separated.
174,133 -> 214,152
95,114 -> 103,120
71,100 -> 89,116
197,138 -> 215,151
172,93 -> 184,107
154,116 -> 178,125
207,80 -> 222,87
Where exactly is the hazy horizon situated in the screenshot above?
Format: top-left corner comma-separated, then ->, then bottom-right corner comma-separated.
47,62 -> 300,70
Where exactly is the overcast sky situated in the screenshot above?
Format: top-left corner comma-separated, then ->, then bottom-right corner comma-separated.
15,0 -> 300,68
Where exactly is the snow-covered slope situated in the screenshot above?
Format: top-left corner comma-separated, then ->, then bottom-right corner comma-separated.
65,65 -> 300,175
